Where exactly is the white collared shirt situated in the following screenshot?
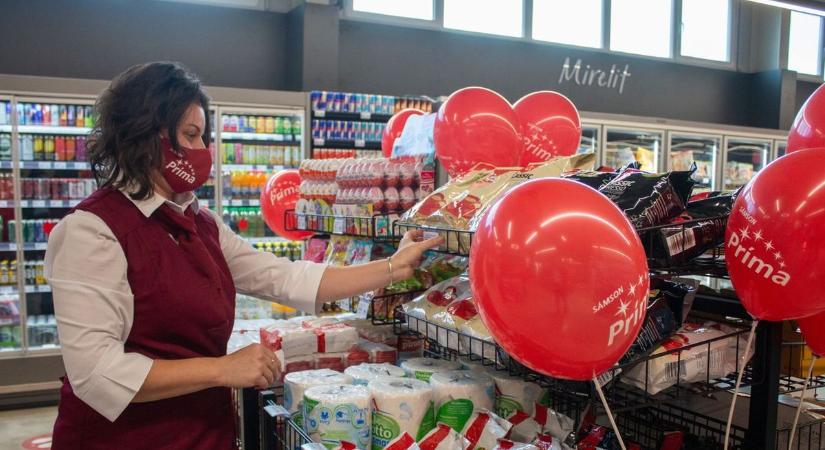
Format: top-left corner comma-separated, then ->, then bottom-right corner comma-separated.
44,189 -> 327,422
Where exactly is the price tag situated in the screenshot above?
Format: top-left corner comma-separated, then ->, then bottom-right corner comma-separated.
333,217 -> 345,234
313,138 -> 325,147
32,200 -> 46,208
296,215 -> 307,230
35,242 -> 47,250
231,200 -> 243,206
0,201 -> 8,208
250,199 -> 261,206
53,161 -> 67,169
356,296 -> 371,318
359,112 -> 371,120
354,139 -> 366,148
38,162 -> 51,169
314,110 -> 326,118
0,286 -> 12,295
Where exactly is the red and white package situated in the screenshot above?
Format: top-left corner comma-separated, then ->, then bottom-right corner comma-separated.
493,439 -> 538,450
352,322 -> 398,345
260,326 -> 317,358
385,432 -> 420,450
315,323 -> 360,353
419,423 -> 470,450
532,405 -> 574,443
344,346 -> 370,367
430,296 -> 476,352
314,352 -> 346,372
278,353 -> 315,379
358,341 -> 398,364
531,434 -> 564,450
506,411 -> 541,443
461,411 -> 513,450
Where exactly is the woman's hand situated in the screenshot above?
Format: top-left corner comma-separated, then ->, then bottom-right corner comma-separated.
215,343 -> 279,389
390,230 -> 444,281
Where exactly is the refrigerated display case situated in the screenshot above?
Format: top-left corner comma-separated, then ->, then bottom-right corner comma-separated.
603,127 -> 663,172
722,137 -> 771,191
0,96 -> 22,353
668,133 -> 721,192
775,140 -> 787,159
578,123 -> 600,156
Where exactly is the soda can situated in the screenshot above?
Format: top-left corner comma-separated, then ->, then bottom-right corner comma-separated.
34,220 -> 45,243
229,115 -> 239,132
310,91 -> 320,111
22,220 -> 32,243
85,106 -> 94,128
292,146 -> 302,166
238,115 -> 247,133
8,220 -> 15,243
248,116 -> 257,133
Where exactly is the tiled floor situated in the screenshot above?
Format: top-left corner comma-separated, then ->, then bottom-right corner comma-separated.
0,407 -> 56,450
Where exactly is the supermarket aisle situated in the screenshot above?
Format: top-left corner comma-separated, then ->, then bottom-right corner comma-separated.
0,406 -> 55,450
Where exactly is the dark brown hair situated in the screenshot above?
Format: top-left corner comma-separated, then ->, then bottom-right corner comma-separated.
87,62 -> 211,200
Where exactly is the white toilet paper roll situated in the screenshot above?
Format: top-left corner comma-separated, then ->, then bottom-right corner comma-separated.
345,363 -> 406,385
490,373 -> 546,418
429,370 -> 495,432
368,377 -> 436,449
304,384 -> 372,450
284,369 -> 354,428
400,358 -> 462,382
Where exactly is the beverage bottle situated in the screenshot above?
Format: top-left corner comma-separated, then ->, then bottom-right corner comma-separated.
59,105 -> 67,127
0,134 -> 11,160
42,105 -> 50,125
284,144 -> 292,168
44,136 -> 55,161
76,136 -> 86,161
292,146 -> 302,167
22,135 -> 34,161
0,102 -> 7,125
0,261 -> 8,285
257,116 -> 266,133
8,260 -> 15,285
85,106 -> 93,128
238,116 -> 248,133
7,220 -> 15,243
32,104 -> 42,124
292,118 -> 302,136
248,116 -> 257,134
265,116 -> 275,134
282,117 -> 292,138
222,171 -> 232,199
51,105 -> 60,126
36,261 -> 45,285
32,135 -> 44,161
16,104 -> 26,125
76,105 -> 85,127
35,220 -> 45,243
55,136 -> 65,161
67,105 -> 75,127
256,145 -> 267,165
66,136 -> 76,161
275,117 -> 284,135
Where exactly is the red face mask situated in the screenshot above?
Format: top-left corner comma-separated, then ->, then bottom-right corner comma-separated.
160,137 -> 212,193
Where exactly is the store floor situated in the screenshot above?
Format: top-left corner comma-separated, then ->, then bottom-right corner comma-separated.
0,406 -> 56,450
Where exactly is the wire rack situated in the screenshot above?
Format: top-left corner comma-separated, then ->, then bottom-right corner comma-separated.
365,288 -> 426,325
392,222 -> 474,256
259,386 -> 312,450
636,215 -> 730,279
284,209 -> 393,238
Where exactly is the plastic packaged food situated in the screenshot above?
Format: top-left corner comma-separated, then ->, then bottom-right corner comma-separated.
598,167 -> 696,229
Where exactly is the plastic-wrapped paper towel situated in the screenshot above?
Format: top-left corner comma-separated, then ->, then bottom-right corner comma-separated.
284,369 -> 354,428
368,377 -> 436,449
304,384 -> 372,450
400,358 -> 462,382
490,373 -> 545,418
430,370 -> 495,432
345,363 -> 406,386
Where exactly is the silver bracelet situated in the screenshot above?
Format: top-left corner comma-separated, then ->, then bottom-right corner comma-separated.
387,256 -> 394,288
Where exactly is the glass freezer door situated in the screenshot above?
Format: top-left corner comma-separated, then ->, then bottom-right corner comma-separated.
603,128 -> 663,172
723,137 -> 771,191
668,133 -> 720,192
578,124 -> 600,156
775,140 -> 787,159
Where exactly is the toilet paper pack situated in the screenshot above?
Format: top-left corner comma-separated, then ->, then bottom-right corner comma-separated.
304,384 -> 372,450
345,363 -> 406,386
368,377 -> 436,449
401,358 -> 462,383
430,370 -> 495,432
284,369 -> 354,428
490,373 -> 545,418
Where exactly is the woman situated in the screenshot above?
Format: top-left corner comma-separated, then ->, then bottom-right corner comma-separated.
44,62 -> 441,449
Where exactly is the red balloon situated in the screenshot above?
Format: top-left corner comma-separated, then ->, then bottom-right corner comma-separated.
261,170 -> 313,241
798,312 -> 825,357
382,109 -> 424,158
470,178 -> 649,380
514,91 -> 582,165
725,148 -> 825,321
434,87 -> 522,178
789,84 -> 825,153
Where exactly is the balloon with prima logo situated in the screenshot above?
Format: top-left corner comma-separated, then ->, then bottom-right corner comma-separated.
725,148 -> 825,321
469,178 -> 649,380
261,169 -> 313,241
382,108 -> 424,158
797,311 -> 825,357
513,91 -> 582,165
788,83 -> 825,153
433,87 -> 522,178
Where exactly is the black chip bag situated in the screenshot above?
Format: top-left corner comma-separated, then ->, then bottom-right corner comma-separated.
560,170 -> 618,189
598,166 -> 696,229
643,191 -> 737,268
619,291 -> 677,366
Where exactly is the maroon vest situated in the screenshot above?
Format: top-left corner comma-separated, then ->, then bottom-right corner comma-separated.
52,188 -> 237,450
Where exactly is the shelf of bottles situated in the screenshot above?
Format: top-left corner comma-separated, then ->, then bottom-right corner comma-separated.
723,137 -> 771,191
0,99 -> 20,351
216,109 -> 306,243
309,91 -> 433,159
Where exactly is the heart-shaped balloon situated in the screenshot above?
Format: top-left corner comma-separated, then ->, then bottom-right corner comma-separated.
434,87 -> 522,178
514,91 -> 582,165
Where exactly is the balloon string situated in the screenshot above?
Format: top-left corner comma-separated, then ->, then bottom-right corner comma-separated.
724,319 -> 759,450
592,376 -> 626,450
788,355 -> 817,450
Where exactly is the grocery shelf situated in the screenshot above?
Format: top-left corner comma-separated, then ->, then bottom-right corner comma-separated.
0,125 -> 12,133
312,110 -> 393,122
0,161 -> 11,169
285,210 -> 394,238
222,199 -> 261,207
12,199 -> 82,208
636,214 -> 730,278
20,161 -> 90,170
311,138 -> 382,150
0,243 -> 47,251
17,125 -> 91,135
0,285 -> 52,295
393,222 -> 474,256
222,164 -> 285,172
220,132 -> 299,142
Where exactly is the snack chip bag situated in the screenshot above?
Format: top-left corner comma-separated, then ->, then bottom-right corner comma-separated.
461,411 -> 513,450
419,423 -> 471,450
